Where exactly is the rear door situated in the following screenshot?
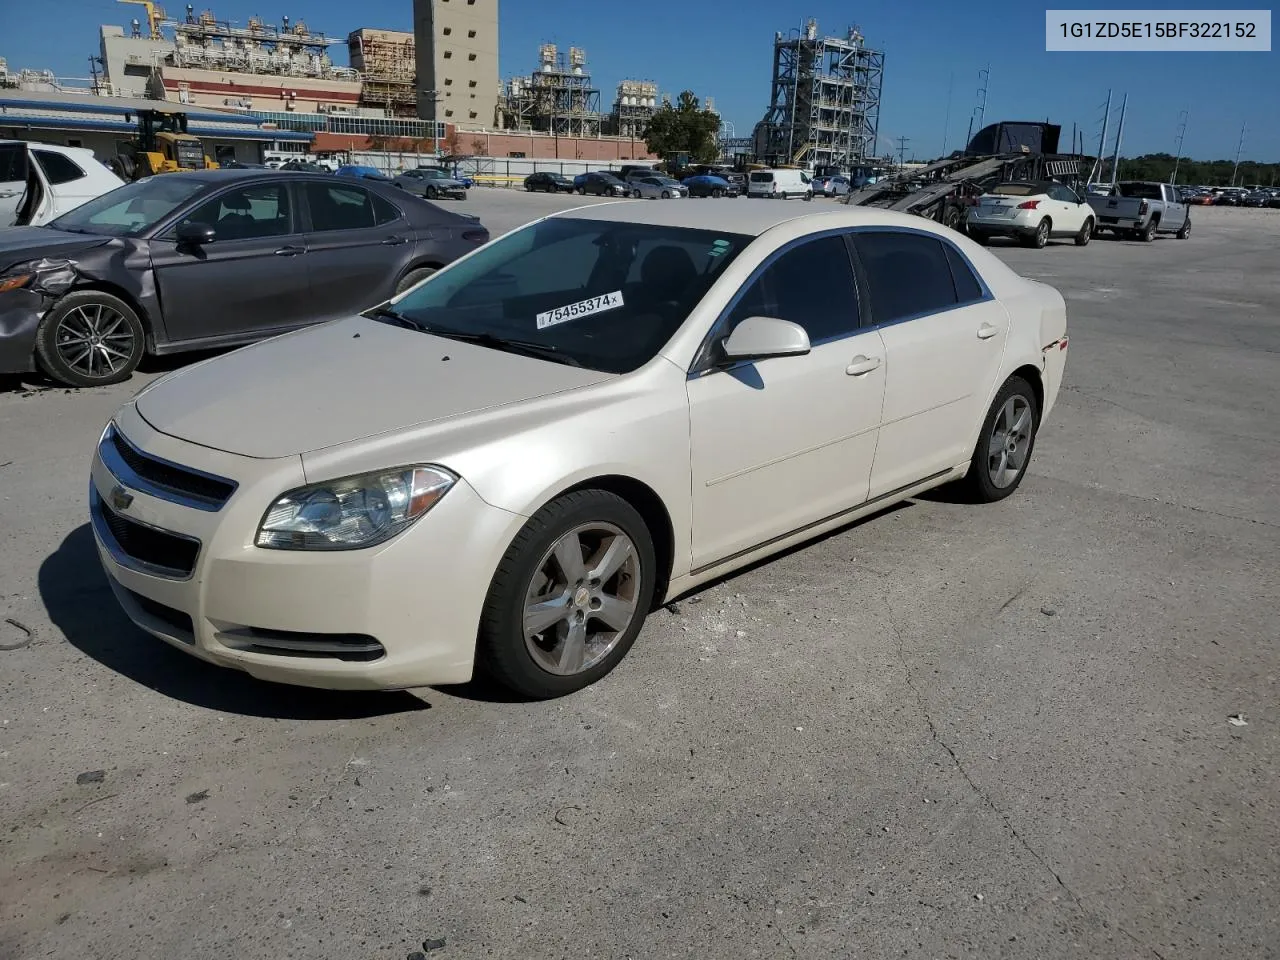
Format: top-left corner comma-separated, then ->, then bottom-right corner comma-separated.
31,149 -> 91,219
850,229 -> 1008,498
298,179 -> 413,320
0,143 -> 28,224
150,178 -> 313,344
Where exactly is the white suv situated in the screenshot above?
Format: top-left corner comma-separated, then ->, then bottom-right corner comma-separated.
1,141 -> 124,226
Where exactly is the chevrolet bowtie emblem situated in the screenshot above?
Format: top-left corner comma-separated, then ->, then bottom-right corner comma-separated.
109,485 -> 134,511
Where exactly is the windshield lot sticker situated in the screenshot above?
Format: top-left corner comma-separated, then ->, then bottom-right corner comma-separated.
536,291 -> 625,329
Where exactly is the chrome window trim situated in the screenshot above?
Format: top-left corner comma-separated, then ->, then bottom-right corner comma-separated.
89,483 -> 201,581
99,423 -> 237,513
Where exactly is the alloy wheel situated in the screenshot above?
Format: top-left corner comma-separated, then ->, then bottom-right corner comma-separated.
987,395 -> 1033,488
55,304 -> 136,379
523,522 -> 641,676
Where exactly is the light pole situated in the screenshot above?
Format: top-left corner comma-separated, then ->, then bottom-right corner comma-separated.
1230,122 -> 1247,186
1171,109 -> 1189,185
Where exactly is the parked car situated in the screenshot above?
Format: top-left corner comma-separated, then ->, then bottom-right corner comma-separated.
1,141 -> 124,227
87,203 -> 1067,699
278,160 -> 330,174
812,175 -> 852,197
418,165 -> 474,189
629,175 -> 688,199
0,169 -> 489,387
392,167 -> 468,201
683,174 -> 738,198
578,172 -> 629,197
967,180 -> 1096,248
218,161 -> 269,170
1088,181 -> 1191,241
746,168 -> 814,200
524,171 -> 575,193
334,164 -> 392,182
1242,191 -> 1271,208
689,166 -> 747,195
614,165 -> 664,183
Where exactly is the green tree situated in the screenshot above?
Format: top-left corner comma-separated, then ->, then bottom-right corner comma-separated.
643,91 -> 721,166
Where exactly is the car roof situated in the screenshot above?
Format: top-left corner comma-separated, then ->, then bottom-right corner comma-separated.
554,200 -> 956,238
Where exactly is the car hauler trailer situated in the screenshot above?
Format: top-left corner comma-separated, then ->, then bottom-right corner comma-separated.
843,121 -> 1092,232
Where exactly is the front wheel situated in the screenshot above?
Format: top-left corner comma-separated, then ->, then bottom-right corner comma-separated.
802,191 -> 813,201
1074,217 -> 1093,246
711,187 -> 723,198
35,291 -> 146,388
632,189 -> 642,199
477,490 -> 657,699
425,186 -> 438,200
660,190 -> 671,199
577,186 -> 586,195
959,376 -> 1040,503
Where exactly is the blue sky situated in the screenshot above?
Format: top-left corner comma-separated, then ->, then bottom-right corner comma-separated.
4,0 -> 1277,160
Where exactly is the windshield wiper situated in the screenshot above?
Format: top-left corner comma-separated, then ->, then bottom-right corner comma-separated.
365,304 -> 428,331
427,328 -> 582,367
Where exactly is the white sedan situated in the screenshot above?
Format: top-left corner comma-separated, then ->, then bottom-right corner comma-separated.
966,180 -> 1095,249
89,202 -> 1068,699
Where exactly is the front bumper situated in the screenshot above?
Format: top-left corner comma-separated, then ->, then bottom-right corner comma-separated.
90,404 -> 526,690
0,288 -> 45,375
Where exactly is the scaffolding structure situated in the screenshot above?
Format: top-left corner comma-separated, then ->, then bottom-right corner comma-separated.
348,29 -> 416,117
751,19 -> 884,171
497,44 -> 603,136
610,80 -> 658,138
164,6 -> 356,81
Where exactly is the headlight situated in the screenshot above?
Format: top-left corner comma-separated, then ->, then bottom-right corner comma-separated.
255,465 -> 456,550
0,273 -> 33,294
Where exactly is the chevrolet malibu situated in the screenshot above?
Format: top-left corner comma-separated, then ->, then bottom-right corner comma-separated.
90,203 -> 1068,699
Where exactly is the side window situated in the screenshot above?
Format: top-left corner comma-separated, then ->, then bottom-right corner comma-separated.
0,143 -> 29,182
304,182 -> 376,231
723,235 -> 859,344
34,150 -> 86,185
851,231 -> 959,324
372,192 -> 402,226
181,182 -> 292,241
943,244 -> 984,304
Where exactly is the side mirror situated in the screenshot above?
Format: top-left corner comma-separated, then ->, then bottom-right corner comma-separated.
720,315 -> 811,362
175,221 -> 216,245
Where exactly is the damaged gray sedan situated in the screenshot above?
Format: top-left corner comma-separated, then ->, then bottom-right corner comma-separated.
0,169 -> 489,387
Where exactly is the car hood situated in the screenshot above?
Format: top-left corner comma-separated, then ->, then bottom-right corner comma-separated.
134,315 -> 615,459
0,227 -> 111,270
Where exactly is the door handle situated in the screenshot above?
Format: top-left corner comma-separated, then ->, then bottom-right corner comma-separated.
0,190 -> 18,198
977,322 -> 999,340
845,355 -> 882,376
274,245 -> 305,256
381,235 -> 408,245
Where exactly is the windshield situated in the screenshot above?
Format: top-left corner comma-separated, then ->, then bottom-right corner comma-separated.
1117,182 -> 1162,199
386,217 -> 753,374
48,176 -> 207,237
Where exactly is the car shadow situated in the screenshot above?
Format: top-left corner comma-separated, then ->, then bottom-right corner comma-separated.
39,524 -> 428,720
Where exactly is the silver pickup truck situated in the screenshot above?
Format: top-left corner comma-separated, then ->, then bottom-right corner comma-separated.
1089,181 -> 1192,242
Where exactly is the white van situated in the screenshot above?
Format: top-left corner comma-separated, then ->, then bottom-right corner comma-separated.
0,141 -> 124,227
747,168 -> 814,200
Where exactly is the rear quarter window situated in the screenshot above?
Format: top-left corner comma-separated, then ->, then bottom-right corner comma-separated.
34,150 -> 86,185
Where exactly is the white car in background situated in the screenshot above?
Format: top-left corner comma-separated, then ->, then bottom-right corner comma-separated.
966,180 -> 1095,248
90,202 -> 1067,700
1,141 -> 124,227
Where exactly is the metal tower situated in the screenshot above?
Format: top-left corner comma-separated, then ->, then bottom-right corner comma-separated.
751,19 -> 884,170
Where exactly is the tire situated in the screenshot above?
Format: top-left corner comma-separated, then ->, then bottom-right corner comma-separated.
425,186 -> 438,200
525,183 -> 533,191
1140,217 -> 1158,242
1074,217 -> 1093,246
477,489 -> 658,699
958,376 -> 1040,503
942,205 -> 963,231
34,291 -> 146,388
109,154 -> 136,181
632,189 -> 642,199
1176,217 -> 1191,239
803,191 -> 813,201
1021,218 -> 1050,248
577,186 -> 586,195
394,266 -> 436,294
712,187 -> 723,198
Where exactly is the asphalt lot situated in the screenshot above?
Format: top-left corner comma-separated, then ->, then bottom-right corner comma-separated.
1,192 -> 1277,960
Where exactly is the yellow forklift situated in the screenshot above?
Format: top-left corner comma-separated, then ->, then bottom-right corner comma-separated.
109,109 -> 219,180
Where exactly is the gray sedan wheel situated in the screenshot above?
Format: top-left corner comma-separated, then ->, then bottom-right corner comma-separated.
478,489 -> 657,699
34,291 -> 145,388
395,266 -> 437,294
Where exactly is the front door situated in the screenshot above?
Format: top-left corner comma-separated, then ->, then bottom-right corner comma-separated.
1048,183 -> 1087,234
850,230 -> 1010,499
687,233 -> 886,570
0,142 -> 28,225
298,180 -> 413,321
150,179 -> 312,345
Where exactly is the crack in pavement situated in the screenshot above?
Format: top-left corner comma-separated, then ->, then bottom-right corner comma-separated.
880,589 -> 1168,960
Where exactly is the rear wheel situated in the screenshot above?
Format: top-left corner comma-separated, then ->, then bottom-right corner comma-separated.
577,186 -> 586,195
959,376 -> 1040,503
477,490 -> 657,699
1141,217 -> 1159,242
941,205 -> 963,231
35,291 -> 146,388
1176,217 -> 1191,239
632,189 -> 642,199
1074,217 -> 1094,246
395,266 -> 436,294
1021,218 -> 1050,248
